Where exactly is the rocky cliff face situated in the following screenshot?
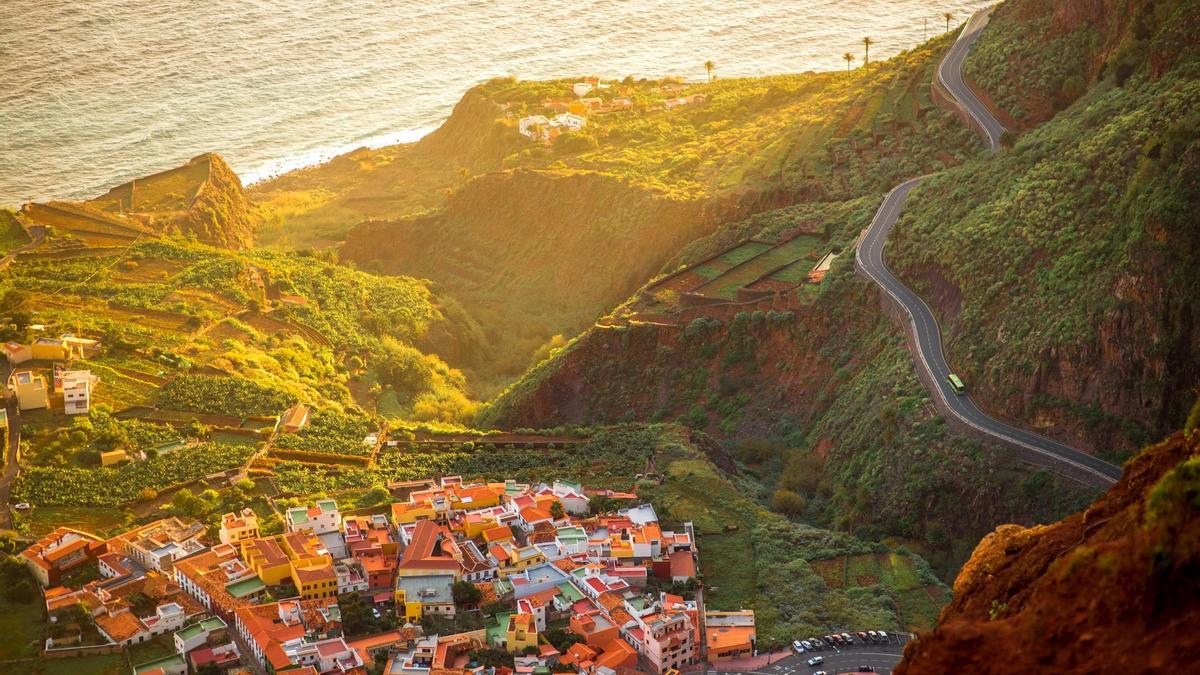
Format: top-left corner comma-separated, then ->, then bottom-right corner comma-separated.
896,423 -> 1200,673
184,153 -> 263,248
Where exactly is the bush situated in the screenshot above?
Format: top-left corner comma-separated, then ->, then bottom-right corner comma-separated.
771,489 -> 807,516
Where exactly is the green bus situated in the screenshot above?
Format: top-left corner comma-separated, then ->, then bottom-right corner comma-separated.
947,373 -> 966,395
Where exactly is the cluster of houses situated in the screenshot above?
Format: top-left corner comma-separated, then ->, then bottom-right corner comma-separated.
18,475 -> 756,675
3,333 -> 101,416
516,77 -> 706,144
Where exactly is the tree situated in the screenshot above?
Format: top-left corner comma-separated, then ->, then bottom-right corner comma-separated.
589,495 -> 617,515
452,580 -> 482,605
843,52 -> 855,71
549,501 -> 565,520
862,37 -> 873,65
704,60 -> 716,82
944,12 -> 954,32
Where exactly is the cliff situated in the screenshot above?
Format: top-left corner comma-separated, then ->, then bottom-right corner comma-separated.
896,422 -> 1200,673
889,0 -> 1200,458
88,152 -> 263,248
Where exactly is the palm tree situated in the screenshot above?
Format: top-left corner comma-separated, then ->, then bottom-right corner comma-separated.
843,53 -> 855,71
944,12 -> 954,32
862,37 -> 873,65
704,60 -> 716,82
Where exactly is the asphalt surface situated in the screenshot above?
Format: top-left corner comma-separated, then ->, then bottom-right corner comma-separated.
853,9 -> 1121,489
708,634 -> 910,675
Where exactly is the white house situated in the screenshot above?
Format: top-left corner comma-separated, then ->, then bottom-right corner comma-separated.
572,82 -> 594,97
286,499 -> 341,536
56,369 -> 97,415
519,115 -> 551,139
142,602 -> 188,636
552,113 -> 587,132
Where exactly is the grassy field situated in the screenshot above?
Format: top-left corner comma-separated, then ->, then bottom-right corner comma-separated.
11,653 -> 128,675
14,505 -> 132,538
0,594 -> 44,661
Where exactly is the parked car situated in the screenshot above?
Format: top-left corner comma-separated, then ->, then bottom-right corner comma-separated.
13,503 -> 31,511
857,632 -> 869,642
812,637 -> 825,649
807,656 -> 824,667
841,633 -> 853,643
867,631 -> 879,643
793,640 -> 805,653
824,636 -> 836,646
878,631 -> 889,642
801,641 -> 813,651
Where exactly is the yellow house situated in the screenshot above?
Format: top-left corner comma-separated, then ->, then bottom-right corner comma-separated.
281,531 -> 328,567
10,371 -> 49,411
241,537 -> 292,586
448,485 -> 504,511
219,508 -> 260,546
291,561 -> 337,600
505,611 -> 539,654
99,449 -> 129,467
394,588 -> 423,623
497,545 -> 546,578
0,409 -> 8,449
391,500 -> 439,525
462,513 -> 497,539
30,337 -> 69,362
481,524 -> 514,546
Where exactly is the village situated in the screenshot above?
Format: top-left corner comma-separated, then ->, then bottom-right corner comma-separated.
514,78 -> 706,143
15,472 -> 759,675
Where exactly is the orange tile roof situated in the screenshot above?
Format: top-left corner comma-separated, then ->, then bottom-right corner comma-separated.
95,610 -> 145,642
398,521 -> 461,572
482,526 -> 514,543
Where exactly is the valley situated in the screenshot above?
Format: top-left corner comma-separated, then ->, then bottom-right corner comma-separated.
0,0 -> 1198,673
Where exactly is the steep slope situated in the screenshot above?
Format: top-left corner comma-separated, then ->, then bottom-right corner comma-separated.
88,153 -> 264,248
888,0 -> 1200,458
896,420 -> 1200,674
259,34 -> 977,391
479,0 -> 1200,575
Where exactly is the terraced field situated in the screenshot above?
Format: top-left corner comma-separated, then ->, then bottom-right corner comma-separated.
692,234 -> 823,299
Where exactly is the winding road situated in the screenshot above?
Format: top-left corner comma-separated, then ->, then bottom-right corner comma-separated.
855,8 -> 1121,489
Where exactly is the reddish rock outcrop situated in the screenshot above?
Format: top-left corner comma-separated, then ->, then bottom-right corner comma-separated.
896,427 -> 1200,674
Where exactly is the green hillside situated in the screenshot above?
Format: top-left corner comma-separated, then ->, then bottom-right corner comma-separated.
889,0 -> 1200,457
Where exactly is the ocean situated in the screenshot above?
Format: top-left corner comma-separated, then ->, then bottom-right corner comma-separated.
0,0 -> 993,206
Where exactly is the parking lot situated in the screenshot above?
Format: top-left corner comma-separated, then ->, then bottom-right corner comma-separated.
707,633 -> 912,675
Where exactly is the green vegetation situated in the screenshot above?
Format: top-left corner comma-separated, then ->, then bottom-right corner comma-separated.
271,426 -> 658,494
0,210 -> 30,255
274,409 -> 374,457
12,443 -> 254,507
0,236 -> 478,420
156,375 -> 291,416
638,428 -> 949,643
891,8 -> 1200,454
